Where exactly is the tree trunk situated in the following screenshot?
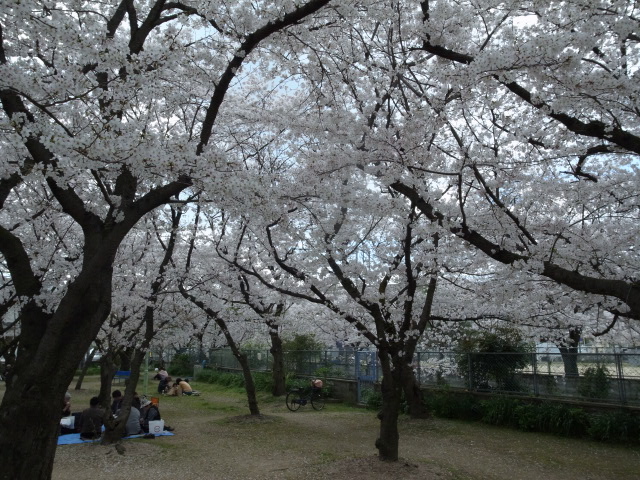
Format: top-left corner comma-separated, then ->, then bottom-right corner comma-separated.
98,352 -> 119,406
119,347 -> 133,372
374,350 -> 402,461
559,328 -> 581,377
235,350 -> 260,415
269,327 -> 286,396
101,349 -> 145,443
559,347 -> 579,377
74,350 -> 97,390
401,364 -> 429,419
0,387 -> 61,479
179,286 -> 261,415
0,269 -> 114,480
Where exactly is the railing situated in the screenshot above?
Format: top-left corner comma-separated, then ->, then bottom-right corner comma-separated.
206,349 -> 640,406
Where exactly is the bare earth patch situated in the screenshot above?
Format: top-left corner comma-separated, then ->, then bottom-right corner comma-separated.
223,414 -> 281,425
313,456 -> 450,480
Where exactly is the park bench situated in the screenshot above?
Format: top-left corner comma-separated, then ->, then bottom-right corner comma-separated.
113,370 -> 131,384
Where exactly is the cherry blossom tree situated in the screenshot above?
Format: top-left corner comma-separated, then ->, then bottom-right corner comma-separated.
0,1 -> 332,476
214,173 -> 455,458
1,0 -> 638,475
231,0 -> 639,460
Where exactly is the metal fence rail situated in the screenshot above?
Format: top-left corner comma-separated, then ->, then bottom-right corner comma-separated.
204,349 -> 640,406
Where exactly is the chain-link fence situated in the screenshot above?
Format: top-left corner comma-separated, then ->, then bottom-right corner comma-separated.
415,351 -> 640,405
205,348 -> 640,406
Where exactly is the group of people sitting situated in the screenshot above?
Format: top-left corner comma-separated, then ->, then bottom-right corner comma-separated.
154,368 -> 199,396
110,389 -> 174,436
60,389 -> 173,440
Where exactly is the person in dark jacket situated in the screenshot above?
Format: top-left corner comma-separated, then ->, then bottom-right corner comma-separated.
157,375 -> 172,394
140,398 -> 174,432
78,397 -> 104,440
111,390 -> 123,416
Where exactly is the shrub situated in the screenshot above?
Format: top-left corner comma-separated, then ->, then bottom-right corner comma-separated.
426,390 -> 637,444
455,327 -> 533,392
362,389 -> 382,410
578,364 -> 611,400
252,372 -> 274,392
285,374 -> 309,391
426,391 -> 481,420
588,412 -> 640,442
170,353 -> 193,376
315,365 -> 345,378
534,403 -> 588,437
513,403 -> 539,431
194,368 -> 219,383
481,396 -> 521,427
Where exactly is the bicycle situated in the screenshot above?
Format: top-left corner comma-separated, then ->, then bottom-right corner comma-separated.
286,382 -> 325,411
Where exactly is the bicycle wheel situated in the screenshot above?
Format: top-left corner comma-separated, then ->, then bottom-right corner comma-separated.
286,391 -> 302,411
311,391 -> 325,411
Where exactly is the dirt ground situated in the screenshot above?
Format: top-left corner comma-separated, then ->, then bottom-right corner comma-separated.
7,377 -> 639,480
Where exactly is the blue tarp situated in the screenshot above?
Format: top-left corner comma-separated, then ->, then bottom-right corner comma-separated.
58,430 -> 174,446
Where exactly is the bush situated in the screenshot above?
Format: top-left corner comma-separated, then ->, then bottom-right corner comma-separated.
282,334 -> 325,352
426,391 -> 481,420
170,353 -> 193,376
529,403 -> 588,437
455,327 -> 533,392
426,392 -> 638,443
578,364 -> 611,400
285,374 -> 309,391
252,372 -> 274,392
588,412 -> 640,442
315,365 -> 345,378
481,396 -> 521,427
194,368 -> 218,383
361,389 -> 382,410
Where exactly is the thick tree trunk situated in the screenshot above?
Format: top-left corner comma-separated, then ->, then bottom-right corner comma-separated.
236,350 -> 260,415
559,347 -> 579,377
0,269 -> 114,480
559,329 -> 581,377
375,350 -> 402,461
401,364 -> 429,419
269,328 -> 286,396
0,388 -> 61,479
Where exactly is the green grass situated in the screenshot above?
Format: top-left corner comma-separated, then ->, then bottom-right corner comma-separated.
3,375 -> 637,479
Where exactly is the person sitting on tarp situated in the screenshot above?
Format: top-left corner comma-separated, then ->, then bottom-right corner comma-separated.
111,390 -> 123,416
78,396 -> 104,440
157,375 -> 172,395
59,392 -> 78,435
176,378 -> 193,395
139,398 -> 174,433
122,405 -> 143,436
62,391 -> 71,417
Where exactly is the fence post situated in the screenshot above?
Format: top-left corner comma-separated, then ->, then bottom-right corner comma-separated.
615,353 -> 627,404
467,353 -> 473,390
532,352 -> 538,396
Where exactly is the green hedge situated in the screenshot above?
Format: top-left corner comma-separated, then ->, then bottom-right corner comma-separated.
425,391 -> 639,444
